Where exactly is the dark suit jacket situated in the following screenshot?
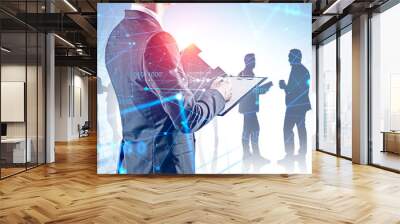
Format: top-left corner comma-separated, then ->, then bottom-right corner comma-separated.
284,63 -> 311,113
105,10 -> 225,174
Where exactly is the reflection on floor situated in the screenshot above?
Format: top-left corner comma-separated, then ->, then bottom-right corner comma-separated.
1,135 -> 400,223
195,113 -> 313,174
0,167 -> 25,178
196,149 -> 311,174
0,162 -> 42,178
373,150 -> 400,171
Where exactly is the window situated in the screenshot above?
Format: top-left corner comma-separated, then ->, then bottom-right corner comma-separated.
339,28 -> 352,158
0,1 -> 46,179
318,36 -> 337,154
371,3 -> 400,171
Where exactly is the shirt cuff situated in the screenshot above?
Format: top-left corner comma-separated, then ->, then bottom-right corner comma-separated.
208,89 -> 226,114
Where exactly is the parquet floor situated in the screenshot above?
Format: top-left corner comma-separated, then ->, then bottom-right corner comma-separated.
1,135 -> 400,223
0,167 -> 26,178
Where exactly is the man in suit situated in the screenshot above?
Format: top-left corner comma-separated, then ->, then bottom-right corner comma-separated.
279,49 -> 311,161
105,7 -> 231,174
238,53 -> 272,162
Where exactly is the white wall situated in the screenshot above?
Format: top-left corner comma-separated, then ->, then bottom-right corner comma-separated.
71,72 -> 89,138
1,65 -> 28,142
1,65 -> 38,138
1,63 -> 46,164
55,67 -> 89,141
55,66 -> 69,141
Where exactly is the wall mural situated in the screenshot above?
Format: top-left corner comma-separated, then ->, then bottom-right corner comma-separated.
97,3 -> 314,174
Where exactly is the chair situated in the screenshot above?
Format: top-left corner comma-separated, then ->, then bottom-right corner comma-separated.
78,121 -> 90,138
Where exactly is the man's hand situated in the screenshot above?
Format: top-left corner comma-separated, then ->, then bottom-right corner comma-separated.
279,80 -> 286,90
265,81 -> 273,90
210,77 -> 232,102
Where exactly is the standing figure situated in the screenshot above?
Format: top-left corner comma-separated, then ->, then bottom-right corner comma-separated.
238,53 -> 272,162
105,7 -> 232,174
279,49 -> 311,161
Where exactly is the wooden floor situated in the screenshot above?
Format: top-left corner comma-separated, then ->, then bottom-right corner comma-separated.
1,136 -> 400,224
1,167 -> 26,178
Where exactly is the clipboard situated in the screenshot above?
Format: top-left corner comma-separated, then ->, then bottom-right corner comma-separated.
218,76 -> 268,116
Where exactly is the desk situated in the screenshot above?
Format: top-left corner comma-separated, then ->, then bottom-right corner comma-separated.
1,138 -> 31,163
382,131 -> 400,154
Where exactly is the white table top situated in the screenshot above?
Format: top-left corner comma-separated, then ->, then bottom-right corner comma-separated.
1,138 -> 27,143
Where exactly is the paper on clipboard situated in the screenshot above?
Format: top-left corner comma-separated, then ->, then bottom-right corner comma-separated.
218,76 -> 268,116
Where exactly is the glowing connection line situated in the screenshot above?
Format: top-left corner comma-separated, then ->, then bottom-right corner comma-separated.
120,94 -> 180,115
117,91 -> 195,173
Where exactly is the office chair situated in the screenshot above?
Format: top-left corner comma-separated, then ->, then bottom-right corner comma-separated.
79,121 -> 90,138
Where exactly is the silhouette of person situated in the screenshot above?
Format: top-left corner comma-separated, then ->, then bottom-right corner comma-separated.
105,8 -> 232,174
238,53 -> 272,162
279,49 -> 311,161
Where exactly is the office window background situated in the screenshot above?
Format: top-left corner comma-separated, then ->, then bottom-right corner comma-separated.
371,3 -> 400,171
317,37 -> 337,155
0,1 -> 46,179
339,29 -> 352,158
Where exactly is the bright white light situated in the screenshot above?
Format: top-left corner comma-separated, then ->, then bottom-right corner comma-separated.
323,0 -> 354,15
175,93 -> 183,101
1,47 -> 11,53
63,0 -> 78,12
78,67 -> 92,76
174,32 -> 194,50
54,34 -> 75,48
